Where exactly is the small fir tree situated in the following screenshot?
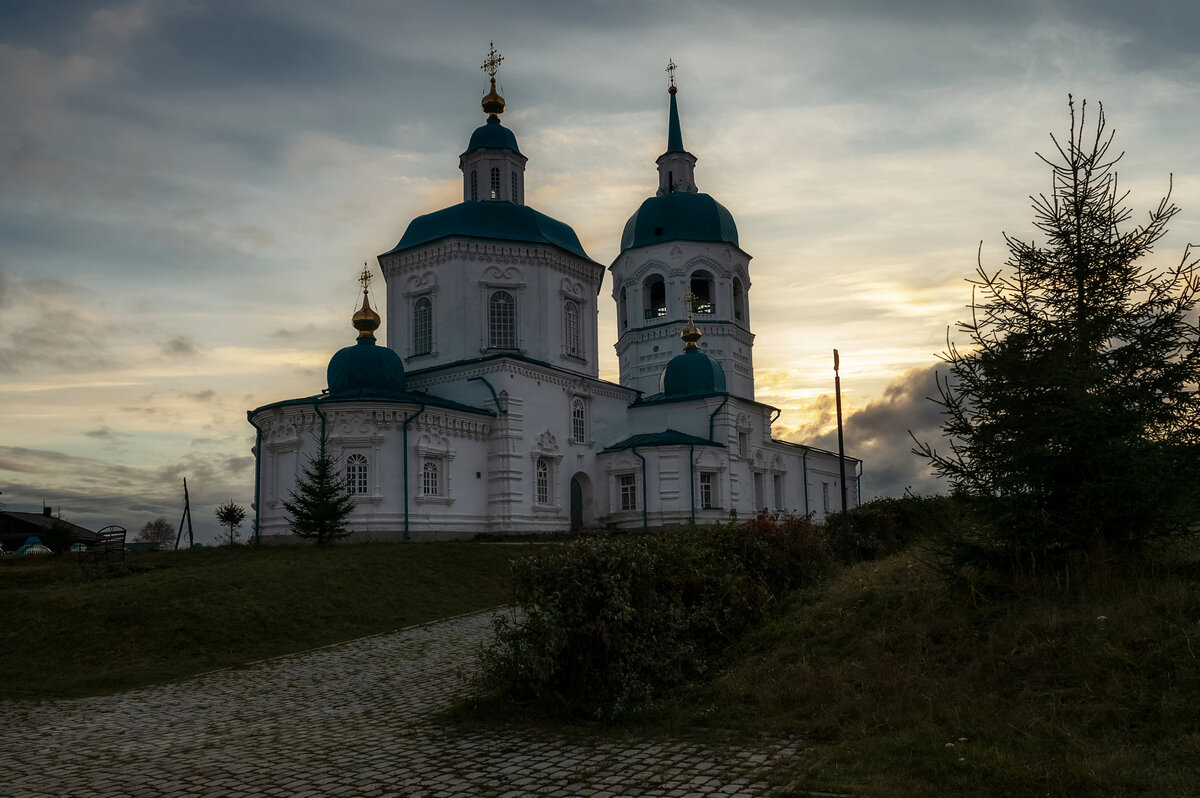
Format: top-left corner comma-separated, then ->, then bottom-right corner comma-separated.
215,501 -> 246,545
915,98 -> 1200,565
281,436 -> 356,546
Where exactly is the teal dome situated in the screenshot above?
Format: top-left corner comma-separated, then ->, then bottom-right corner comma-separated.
620,192 -> 739,251
660,348 -> 727,396
327,338 -> 406,397
382,201 -> 589,259
464,117 -> 522,155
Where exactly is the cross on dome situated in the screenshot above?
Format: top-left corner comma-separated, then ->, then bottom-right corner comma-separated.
480,42 -> 507,118
482,42 -> 504,80
666,58 -> 677,94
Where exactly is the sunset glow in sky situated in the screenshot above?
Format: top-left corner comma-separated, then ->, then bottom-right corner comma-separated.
3,1 -> 1199,539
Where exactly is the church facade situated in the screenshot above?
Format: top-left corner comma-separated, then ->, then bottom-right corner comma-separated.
247,58 -> 860,541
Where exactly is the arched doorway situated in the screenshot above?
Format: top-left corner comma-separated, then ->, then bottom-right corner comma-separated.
570,472 -> 593,530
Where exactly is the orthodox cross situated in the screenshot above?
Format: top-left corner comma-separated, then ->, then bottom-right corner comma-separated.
482,42 -> 504,80
359,263 -> 372,294
683,291 -> 697,320
666,58 -> 677,90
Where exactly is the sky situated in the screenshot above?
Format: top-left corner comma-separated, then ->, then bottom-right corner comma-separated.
2,0 -> 1199,541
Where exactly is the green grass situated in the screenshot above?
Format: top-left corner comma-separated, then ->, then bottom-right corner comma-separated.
0,542 -> 542,699
650,547 -> 1200,797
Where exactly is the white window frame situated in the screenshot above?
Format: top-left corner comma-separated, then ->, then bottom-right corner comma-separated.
345,453 -> 369,496
699,471 -> 715,510
562,298 -> 582,359
618,472 -> 638,512
570,398 -> 587,444
422,459 -> 441,497
412,295 -> 433,356
488,290 -> 517,349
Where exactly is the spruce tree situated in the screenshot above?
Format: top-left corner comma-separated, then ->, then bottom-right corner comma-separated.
282,436 -> 357,546
916,98 -> 1200,564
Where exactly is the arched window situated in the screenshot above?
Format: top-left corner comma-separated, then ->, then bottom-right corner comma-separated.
619,286 -> 628,329
511,172 -> 519,204
422,460 -> 440,496
535,458 -> 550,505
571,399 -> 586,443
488,290 -> 516,349
733,277 -> 745,321
643,274 -> 666,319
470,170 -> 478,201
563,299 -> 581,357
413,296 -> 433,355
490,167 -> 500,199
690,270 -> 714,315
345,454 -> 368,495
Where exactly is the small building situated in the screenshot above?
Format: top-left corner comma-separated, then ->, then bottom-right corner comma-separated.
0,508 -> 99,552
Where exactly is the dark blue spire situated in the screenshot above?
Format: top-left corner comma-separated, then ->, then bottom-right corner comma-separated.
667,87 -> 685,153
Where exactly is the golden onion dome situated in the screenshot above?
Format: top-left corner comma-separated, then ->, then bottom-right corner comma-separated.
352,291 -> 381,338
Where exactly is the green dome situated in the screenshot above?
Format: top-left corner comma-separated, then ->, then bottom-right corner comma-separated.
620,192 -> 739,251
326,338 -> 406,397
464,117 -> 522,155
383,201 -> 589,259
660,348 -> 727,396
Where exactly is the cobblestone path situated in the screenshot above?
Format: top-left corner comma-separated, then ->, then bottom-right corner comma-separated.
1,611 -> 805,797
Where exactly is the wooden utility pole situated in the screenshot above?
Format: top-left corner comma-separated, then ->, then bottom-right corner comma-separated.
835,349 -> 848,512
174,478 -> 195,549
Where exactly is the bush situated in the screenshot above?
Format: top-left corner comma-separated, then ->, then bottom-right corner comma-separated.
821,495 -> 958,565
476,513 -> 831,719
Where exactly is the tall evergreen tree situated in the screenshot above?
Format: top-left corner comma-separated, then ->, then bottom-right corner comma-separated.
282,436 -> 357,546
916,98 -> 1200,564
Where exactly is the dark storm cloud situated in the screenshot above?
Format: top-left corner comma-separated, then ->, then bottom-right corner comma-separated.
813,365 -> 947,499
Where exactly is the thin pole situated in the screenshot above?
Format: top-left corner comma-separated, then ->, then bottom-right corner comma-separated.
834,349 -> 848,511
183,478 -> 195,548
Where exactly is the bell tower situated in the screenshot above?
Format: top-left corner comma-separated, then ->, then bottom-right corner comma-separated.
610,63 -> 755,399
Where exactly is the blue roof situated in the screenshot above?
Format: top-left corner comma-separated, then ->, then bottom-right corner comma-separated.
660,348 -> 727,397
602,429 -> 722,453
383,201 -> 590,259
327,338 -> 406,397
464,117 -> 522,155
620,192 -> 739,252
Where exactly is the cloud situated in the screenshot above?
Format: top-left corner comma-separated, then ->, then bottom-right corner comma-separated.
188,389 -> 216,402
161,335 -> 199,357
83,426 -> 123,440
779,366 -> 948,500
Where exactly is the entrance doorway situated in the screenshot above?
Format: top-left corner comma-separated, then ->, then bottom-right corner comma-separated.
570,473 -> 592,529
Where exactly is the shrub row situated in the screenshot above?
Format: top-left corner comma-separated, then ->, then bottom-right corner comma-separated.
820,494 -> 958,564
476,512 -> 831,719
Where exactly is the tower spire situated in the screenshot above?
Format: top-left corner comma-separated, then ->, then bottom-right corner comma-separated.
655,60 -> 697,196
666,58 -> 684,153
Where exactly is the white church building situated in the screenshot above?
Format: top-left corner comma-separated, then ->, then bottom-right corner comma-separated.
247,55 -> 860,541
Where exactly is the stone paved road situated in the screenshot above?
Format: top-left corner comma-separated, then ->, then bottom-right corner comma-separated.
0,611 -> 806,797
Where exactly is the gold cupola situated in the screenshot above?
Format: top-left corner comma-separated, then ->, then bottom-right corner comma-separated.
352,265 -> 381,339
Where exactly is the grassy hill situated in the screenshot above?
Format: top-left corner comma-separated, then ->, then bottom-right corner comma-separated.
655,547 -> 1200,797
0,542 -> 542,699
